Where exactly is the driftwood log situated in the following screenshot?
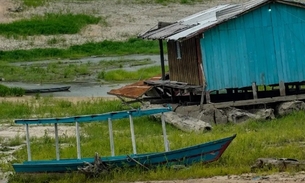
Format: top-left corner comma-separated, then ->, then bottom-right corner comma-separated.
251,158 -> 305,171
78,152 -> 108,176
144,104 -> 212,133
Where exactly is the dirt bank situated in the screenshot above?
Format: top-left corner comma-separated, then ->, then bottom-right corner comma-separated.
0,0 -> 249,51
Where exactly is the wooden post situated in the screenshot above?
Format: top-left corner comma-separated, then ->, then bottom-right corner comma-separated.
285,83 -> 289,95
296,83 -> 300,93
54,123 -> 60,160
170,88 -> 174,102
279,81 -> 286,96
159,39 -> 166,80
252,82 -> 258,99
108,118 -> 115,156
200,89 -> 205,109
206,91 -> 211,103
189,90 -> 194,102
227,88 -> 233,94
25,124 -> 31,161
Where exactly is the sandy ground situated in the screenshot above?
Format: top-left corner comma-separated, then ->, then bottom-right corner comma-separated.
0,96 -> 117,139
135,172 -> 305,182
0,0 -> 250,51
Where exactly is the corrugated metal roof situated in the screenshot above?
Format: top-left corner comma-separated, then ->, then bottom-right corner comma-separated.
139,0 -> 305,41
107,76 -> 161,99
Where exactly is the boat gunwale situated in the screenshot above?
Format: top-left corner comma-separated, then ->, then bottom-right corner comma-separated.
14,106 -> 172,125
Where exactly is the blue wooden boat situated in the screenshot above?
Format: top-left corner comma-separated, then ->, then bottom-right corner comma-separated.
12,106 -> 236,173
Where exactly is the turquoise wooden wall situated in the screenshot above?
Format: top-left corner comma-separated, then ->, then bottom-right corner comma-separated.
200,2 -> 305,91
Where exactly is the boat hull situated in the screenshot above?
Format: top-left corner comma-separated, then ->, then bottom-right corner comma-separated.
13,134 -> 236,173
24,86 -> 71,94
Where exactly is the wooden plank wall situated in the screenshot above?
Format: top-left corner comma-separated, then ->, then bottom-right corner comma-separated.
167,38 -> 202,86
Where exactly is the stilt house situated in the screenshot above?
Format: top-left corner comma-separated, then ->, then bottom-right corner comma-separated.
137,0 -> 305,107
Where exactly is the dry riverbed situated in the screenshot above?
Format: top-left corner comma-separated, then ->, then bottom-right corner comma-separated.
0,0 -> 250,51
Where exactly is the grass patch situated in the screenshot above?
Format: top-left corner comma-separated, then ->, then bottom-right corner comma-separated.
0,38 -> 163,62
0,58 -> 155,83
0,84 -> 24,97
0,14 -> 101,37
101,66 -> 168,81
21,0 -> 97,7
4,98 -> 305,182
22,0 -> 48,7
3,135 -> 24,147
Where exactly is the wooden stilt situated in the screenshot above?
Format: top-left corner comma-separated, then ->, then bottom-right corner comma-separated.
206,91 -> 211,103
285,83 -> 289,95
189,91 -> 194,102
234,88 -> 238,94
170,88 -> 174,102
279,81 -> 286,96
296,83 -> 300,93
227,88 -> 233,94
252,82 -> 258,99
159,39 -> 166,80
200,89 -> 205,109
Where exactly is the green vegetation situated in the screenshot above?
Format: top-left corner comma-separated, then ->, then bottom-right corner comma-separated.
0,84 -> 24,97
100,65 -> 168,81
0,58 -> 155,83
0,14 -> 101,37
0,38 -> 163,62
0,97 -> 304,182
22,0 -> 49,7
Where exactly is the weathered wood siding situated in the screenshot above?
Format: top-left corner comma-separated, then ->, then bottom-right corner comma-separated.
167,38 -> 203,86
